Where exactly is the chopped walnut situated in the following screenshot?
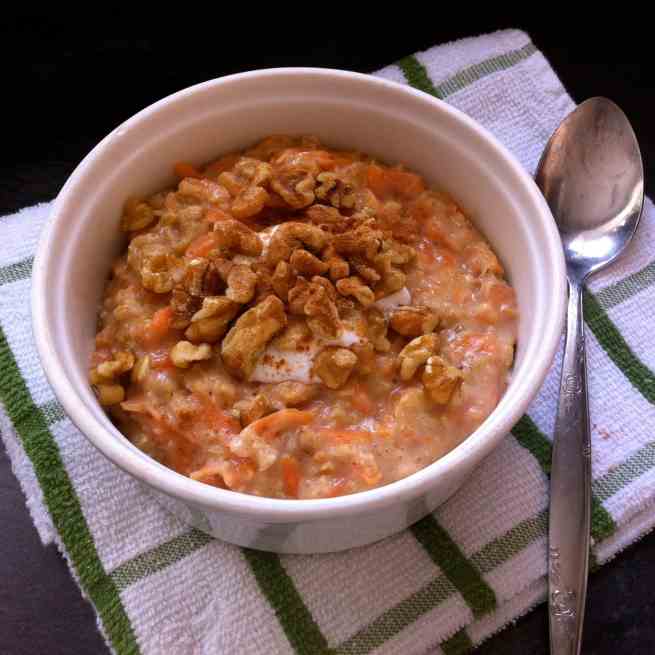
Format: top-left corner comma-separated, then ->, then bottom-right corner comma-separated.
310,275 -> 338,301
315,172 -> 356,209
226,264 -> 258,303
131,355 -> 151,383
288,277 -> 311,315
270,164 -> 317,209
366,307 -> 390,352
221,295 -> 287,379
121,198 -> 156,231
390,306 -> 439,337
304,279 -> 340,339
270,261 -> 295,302
290,249 -> 328,276
332,221 -> 382,260
306,204 -> 344,225
213,219 -> 263,257
170,288 -> 202,329
266,222 -> 328,265
231,185 -> 269,219
218,157 -> 272,195
183,257 -> 223,297
91,351 -> 135,383
263,381 -> 319,407
170,341 -> 213,368
336,276 -> 375,307
383,239 -> 416,265
95,383 -> 125,406
422,356 -> 463,404
177,177 -> 232,208
397,334 -> 440,380
313,347 -> 358,389
138,244 -> 178,293
186,296 -> 239,343
234,394 -> 273,426
372,250 -> 407,297
349,256 -> 381,283
270,319 -> 313,351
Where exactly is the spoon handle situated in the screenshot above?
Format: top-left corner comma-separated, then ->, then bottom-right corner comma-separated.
548,277 -> 592,655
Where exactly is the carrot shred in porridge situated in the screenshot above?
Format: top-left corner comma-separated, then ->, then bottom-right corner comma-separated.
90,135 -> 518,499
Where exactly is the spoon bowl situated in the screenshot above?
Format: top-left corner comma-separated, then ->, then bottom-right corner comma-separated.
536,97 -> 643,279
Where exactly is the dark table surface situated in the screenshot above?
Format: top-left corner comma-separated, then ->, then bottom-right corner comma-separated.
2,13 -> 655,655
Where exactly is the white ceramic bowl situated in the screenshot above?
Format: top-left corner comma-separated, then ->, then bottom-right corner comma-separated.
32,68 -> 565,553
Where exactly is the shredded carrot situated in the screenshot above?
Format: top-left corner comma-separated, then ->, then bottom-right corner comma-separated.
143,307 -> 173,346
186,231 -> 218,257
251,409 -> 314,440
174,161 -> 202,179
203,153 -> 241,177
367,165 -> 425,199
281,455 -> 301,497
205,208 -> 232,223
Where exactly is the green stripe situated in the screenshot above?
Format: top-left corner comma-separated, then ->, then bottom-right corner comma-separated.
471,510 -> 548,574
39,398 -> 66,426
334,574 -> 457,654
0,256 -> 33,285
242,549 -> 329,655
398,56 -> 441,97
411,515 -> 496,618
595,259 -> 655,310
442,628 -> 474,655
511,415 -> 617,542
111,528 -> 213,592
399,42 -> 537,101
0,326 -> 141,655
594,441 -> 655,502
584,288 -> 655,404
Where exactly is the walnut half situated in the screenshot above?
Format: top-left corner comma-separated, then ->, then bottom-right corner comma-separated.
220,295 -> 287,379
313,347 -> 358,389
422,356 -> 463,404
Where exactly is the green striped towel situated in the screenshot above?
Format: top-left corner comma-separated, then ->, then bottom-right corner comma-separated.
2,28 -> 654,655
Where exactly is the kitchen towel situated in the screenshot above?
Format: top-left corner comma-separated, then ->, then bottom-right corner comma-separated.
3,28 -> 655,655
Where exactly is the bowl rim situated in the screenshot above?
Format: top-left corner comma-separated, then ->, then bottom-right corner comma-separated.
32,66 -> 566,521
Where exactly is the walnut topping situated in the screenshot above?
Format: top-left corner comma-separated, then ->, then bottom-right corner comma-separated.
226,264 -> 258,303
213,219 -> 263,257
234,394 -> 273,426
95,383 -> 125,406
171,288 -> 202,329
306,204 -> 344,225
332,221 -> 382,260
336,276 -> 375,307
183,257 -> 222,297
271,261 -> 295,302
315,172 -> 356,209
270,319 -> 313,351
270,162 -> 318,209
263,381 -> 319,407
366,307 -> 390,352
170,341 -> 213,368
290,249 -> 329,276
266,222 -> 328,265
91,351 -> 135,383
313,347 -> 358,389
137,244 -> 178,293
304,278 -> 340,339
422,356 -> 463,404
390,306 -> 439,337
397,334 -> 440,380
221,295 -> 287,379
121,198 -> 156,231
231,185 -> 269,219
186,296 -> 239,343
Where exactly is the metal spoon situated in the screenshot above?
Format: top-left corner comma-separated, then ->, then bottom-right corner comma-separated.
535,97 -> 643,655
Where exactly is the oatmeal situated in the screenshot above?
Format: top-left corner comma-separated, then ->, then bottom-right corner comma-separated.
90,135 -> 518,499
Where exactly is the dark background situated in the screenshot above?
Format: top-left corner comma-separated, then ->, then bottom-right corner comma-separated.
2,12 -> 655,655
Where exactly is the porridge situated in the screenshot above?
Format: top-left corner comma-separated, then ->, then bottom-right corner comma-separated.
89,135 -> 518,499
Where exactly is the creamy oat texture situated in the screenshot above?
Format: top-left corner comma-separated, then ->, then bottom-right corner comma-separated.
90,135 -> 518,499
